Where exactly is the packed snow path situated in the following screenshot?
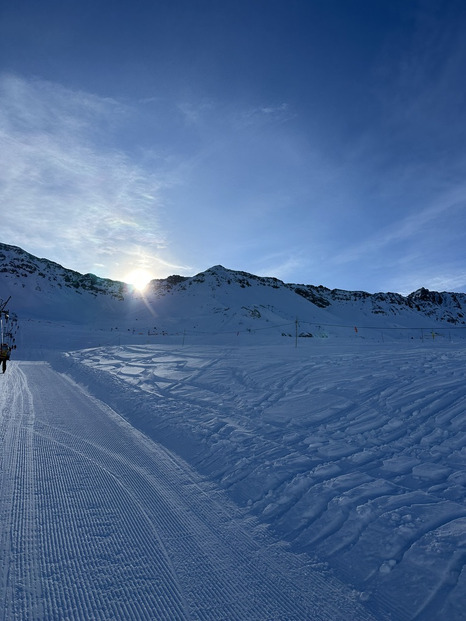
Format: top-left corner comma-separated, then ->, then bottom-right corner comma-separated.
0,361 -> 375,621
63,341 -> 466,620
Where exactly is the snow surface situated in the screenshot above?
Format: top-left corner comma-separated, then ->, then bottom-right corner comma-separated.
1,247 -> 466,619
54,339 -> 466,621
3,322 -> 466,619
2,355 -> 377,621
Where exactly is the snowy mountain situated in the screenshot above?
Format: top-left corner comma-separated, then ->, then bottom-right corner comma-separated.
1,242 -> 465,344
2,240 -> 466,619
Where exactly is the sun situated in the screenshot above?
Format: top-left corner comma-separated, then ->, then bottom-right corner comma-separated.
125,269 -> 153,292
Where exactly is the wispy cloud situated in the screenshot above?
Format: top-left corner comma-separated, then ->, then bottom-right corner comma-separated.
332,185 -> 466,267
384,262 -> 466,296
248,251 -> 311,284
0,74 -> 175,279
232,102 -> 295,130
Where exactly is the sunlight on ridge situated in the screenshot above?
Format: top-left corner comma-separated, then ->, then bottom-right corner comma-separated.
124,269 -> 153,291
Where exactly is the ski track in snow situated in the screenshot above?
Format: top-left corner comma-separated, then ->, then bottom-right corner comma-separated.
62,342 -> 466,621
0,360 -> 376,621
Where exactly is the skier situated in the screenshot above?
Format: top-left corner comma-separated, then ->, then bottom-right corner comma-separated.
0,343 -> 10,373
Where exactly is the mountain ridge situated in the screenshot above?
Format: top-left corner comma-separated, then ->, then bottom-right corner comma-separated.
1,243 -> 465,341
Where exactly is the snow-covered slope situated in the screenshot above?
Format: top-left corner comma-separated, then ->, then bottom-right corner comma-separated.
1,243 -> 465,345
59,341 -> 466,620
2,241 -> 466,619
0,243 -> 129,323
4,360 -> 375,620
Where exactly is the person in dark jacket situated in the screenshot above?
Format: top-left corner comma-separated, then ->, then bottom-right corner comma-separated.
0,343 -> 11,373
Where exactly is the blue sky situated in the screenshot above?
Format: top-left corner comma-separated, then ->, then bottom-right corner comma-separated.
1,0 -> 466,293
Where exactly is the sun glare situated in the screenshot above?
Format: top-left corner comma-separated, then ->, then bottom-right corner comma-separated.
125,269 -> 153,292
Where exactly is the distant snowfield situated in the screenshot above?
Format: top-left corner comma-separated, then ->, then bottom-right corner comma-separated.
58,339 -> 466,621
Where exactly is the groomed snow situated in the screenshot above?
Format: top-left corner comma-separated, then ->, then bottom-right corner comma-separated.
57,339 -> 466,620
2,314 -> 466,619
1,359 -> 375,620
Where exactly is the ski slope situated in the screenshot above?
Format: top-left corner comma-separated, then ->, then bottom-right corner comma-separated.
56,339 -> 466,621
0,360 -> 376,620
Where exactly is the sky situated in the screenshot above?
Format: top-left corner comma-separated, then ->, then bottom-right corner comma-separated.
1,0 -> 466,294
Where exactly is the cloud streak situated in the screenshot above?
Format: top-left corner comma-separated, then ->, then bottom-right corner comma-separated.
0,74 -> 175,279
